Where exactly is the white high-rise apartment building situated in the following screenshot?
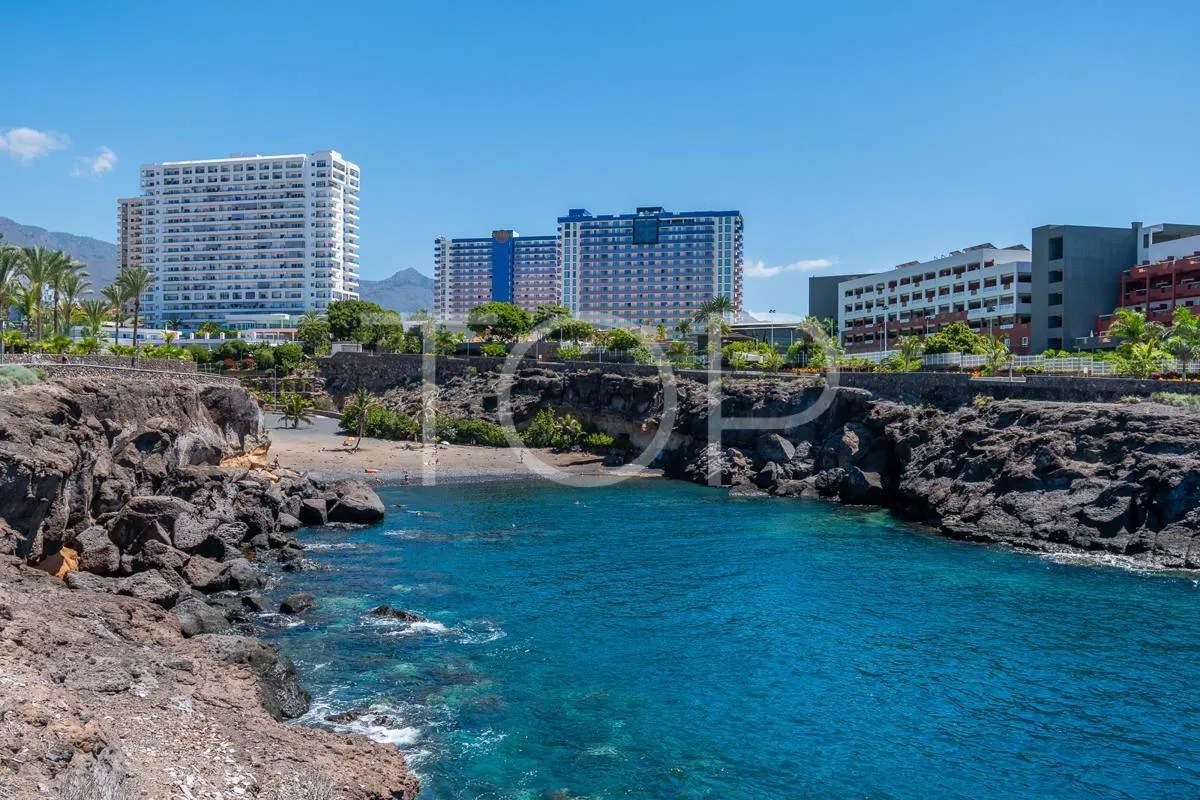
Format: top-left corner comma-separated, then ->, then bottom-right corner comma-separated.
116,197 -> 144,271
131,150 -> 360,329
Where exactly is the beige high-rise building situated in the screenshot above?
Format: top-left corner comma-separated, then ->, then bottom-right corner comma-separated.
117,196 -> 144,270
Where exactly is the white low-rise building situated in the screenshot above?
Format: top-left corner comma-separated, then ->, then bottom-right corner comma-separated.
838,243 -> 1035,354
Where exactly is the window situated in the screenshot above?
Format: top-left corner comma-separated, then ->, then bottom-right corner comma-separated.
1048,237 -> 1064,261
1048,293 -> 1063,306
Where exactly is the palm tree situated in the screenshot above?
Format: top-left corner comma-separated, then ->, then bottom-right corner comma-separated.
673,318 -> 693,339
983,336 -> 1012,375
692,295 -> 735,341
0,246 -> 24,358
887,335 -> 924,372
1165,334 -> 1200,379
342,388 -> 380,451
19,246 -> 57,342
280,392 -> 314,429
47,253 -> 85,337
78,298 -> 109,337
15,285 -> 39,338
101,283 -> 128,346
1107,308 -> 1165,346
116,265 -> 154,367
58,270 -> 90,337
1121,340 -> 1170,378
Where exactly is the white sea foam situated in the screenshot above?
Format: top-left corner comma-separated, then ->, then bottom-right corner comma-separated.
256,612 -> 305,629
303,697 -> 423,747
1037,549 -> 1199,576
382,620 -> 451,637
305,542 -> 360,551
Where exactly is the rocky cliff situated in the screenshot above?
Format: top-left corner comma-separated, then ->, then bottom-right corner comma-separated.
382,366 -> 1200,569
0,377 -> 416,798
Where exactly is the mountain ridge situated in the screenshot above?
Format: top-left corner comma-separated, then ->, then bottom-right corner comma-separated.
0,216 -> 119,288
357,267 -> 434,312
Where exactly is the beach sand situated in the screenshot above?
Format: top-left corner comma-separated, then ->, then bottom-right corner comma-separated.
265,413 -> 661,485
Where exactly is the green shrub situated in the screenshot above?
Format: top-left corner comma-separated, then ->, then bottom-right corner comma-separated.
558,344 -> 584,361
0,364 -> 42,390
582,431 -> 615,451
339,405 -> 419,440
1149,392 -> 1200,410
480,342 -> 507,357
439,416 -> 511,447
523,409 -> 584,449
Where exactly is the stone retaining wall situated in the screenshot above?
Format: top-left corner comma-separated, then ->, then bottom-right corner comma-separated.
31,363 -> 237,386
2,354 -> 198,373
321,352 -> 1200,408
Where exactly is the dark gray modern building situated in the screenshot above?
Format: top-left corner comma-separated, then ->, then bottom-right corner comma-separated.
1030,224 -> 1138,352
808,273 -> 869,323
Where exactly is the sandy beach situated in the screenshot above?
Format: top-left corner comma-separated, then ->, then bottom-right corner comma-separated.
264,413 -> 661,485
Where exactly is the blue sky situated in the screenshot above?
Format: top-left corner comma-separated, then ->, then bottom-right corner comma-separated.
3,0 -> 1198,317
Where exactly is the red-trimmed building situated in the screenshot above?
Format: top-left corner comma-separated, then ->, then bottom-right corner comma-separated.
1096,224 -> 1200,335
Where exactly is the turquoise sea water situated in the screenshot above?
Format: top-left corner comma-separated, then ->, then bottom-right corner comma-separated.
261,479 -> 1200,799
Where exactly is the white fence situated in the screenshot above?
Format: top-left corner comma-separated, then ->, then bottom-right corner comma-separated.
855,351 -> 1190,376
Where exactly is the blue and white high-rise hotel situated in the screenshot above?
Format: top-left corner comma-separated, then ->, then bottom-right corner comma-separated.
435,206 -> 743,326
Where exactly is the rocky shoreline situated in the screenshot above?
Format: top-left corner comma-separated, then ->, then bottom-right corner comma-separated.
374,366 -> 1200,570
0,377 -> 418,798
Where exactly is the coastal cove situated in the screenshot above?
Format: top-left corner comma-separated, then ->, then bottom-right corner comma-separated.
265,479 -> 1200,800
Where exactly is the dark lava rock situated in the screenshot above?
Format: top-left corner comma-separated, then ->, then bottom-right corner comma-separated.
326,479 -> 385,524
174,597 -> 232,638
241,592 -> 271,613
279,592 -> 315,614
757,433 -> 796,464
367,605 -> 425,623
74,525 -> 120,575
198,635 -> 309,720
298,498 -> 327,526
115,570 -> 181,609
219,558 -> 264,591
181,555 -> 227,593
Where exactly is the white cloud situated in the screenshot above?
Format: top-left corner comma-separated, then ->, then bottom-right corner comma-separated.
744,257 -> 835,279
72,146 -> 118,178
0,127 -> 71,162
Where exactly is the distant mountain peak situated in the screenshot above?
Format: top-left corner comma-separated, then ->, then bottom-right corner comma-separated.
357,268 -> 435,312
0,216 -> 118,288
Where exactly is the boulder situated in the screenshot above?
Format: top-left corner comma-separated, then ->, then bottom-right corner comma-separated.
279,592 -> 315,614
298,498 -> 327,526
181,555 -> 227,593
839,466 -> 886,505
173,512 -> 224,557
755,462 -> 781,489
108,496 -> 198,552
115,570 -> 181,608
367,605 -> 425,623
134,540 -> 189,573
326,480 -> 385,524
174,597 -> 232,637
65,571 -> 118,593
198,635 -> 310,720
276,513 -> 303,532
757,434 -> 796,465
219,558 -> 264,591
74,526 -> 120,575
241,592 -> 271,613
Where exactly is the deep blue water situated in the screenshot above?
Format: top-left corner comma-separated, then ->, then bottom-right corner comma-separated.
261,479 -> 1200,799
